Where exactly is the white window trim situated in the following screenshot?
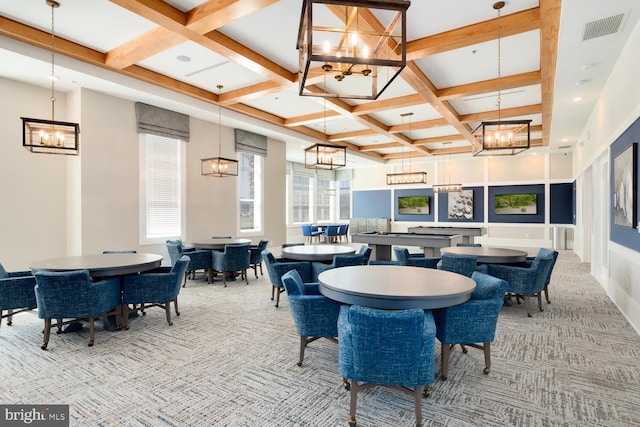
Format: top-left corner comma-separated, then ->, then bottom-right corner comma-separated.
238,152 -> 264,236
138,133 -> 186,245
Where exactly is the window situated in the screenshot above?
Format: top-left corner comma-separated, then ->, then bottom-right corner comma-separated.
293,174 -> 311,223
139,134 -> 185,244
316,179 -> 332,221
339,179 -> 351,219
239,152 -> 263,232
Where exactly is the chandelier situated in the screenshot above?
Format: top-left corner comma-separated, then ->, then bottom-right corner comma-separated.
472,1 -> 531,156
433,142 -> 462,193
201,85 -> 238,177
297,0 -> 410,100
305,98 -> 347,169
386,112 -> 427,185
22,0 -> 80,155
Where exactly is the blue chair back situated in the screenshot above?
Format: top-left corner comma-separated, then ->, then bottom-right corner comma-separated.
166,240 -> 183,265
324,225 -> 340,237
250,239 -> 269,264
438,253 -> 478,277
0,264 -> 37,315
221,243 -> 250,271
301,225 -> 313,237
281,269 -> 307,296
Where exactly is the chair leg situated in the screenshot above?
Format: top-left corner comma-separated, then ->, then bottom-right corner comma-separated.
253,265 -> 258,279
243,269 -> 249,284
115,305 -> 122,330
259,263 -> 263,276
41,319 -> 51,350
414,386 -> 423,427
123,304 -> 130,330
348,380 -> 358,427
223,272 -> 227,287
7,309 -> 13,326
537,292 -> 544,312
182,271 -> 188,287
525,296 -> 533,317
174,298 -> 180,316
297,336 -> 307,366
88,318 -> 95,347
271,285 -> 275,301
275,287 -> 283,308
208,268 -> 214,284
165,303 -> 173,326
483,342 -> 491,375
440,342 -> 450,380
544,285 -> 551,304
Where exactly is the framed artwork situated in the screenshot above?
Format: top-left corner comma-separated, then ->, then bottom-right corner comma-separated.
613,142 -> 637,228
448,190 -> 473,219
494,193 -> 537,215
398,195 -> 430,215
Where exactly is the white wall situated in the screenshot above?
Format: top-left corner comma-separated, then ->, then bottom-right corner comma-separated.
573,17 -> 640,333
0,81 -> 286,269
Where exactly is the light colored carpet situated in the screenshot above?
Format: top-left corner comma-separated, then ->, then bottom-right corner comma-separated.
1,250 -> 640,426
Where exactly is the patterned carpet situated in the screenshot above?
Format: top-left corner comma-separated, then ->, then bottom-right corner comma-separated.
1,250 -> 640,426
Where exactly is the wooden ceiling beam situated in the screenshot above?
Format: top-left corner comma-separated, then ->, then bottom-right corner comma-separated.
459,104 -> 542,123
217,80 -> 283,106
539,0 -> 561,146
437,71 -> 542,101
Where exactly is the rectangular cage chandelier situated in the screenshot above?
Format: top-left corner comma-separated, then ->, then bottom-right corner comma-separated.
297,0 -> 410,100
472,120 -> 532,156
386,172 -> 427,185
22,117 -> 80,155
304,143 -> 347,170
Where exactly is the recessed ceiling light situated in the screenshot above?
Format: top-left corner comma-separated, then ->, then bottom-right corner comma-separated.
562,138 -> 568,142
573,97 -> 583,102
575,79 -> 590,85
176,55 -> 191,62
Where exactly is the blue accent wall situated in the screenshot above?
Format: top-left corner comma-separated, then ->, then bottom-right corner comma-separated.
550,183 -> 574,224
394,188 -> 434,222
488,184 -> 545,223
352,190 -> 392,218
610,115 -> 640,252
437,186 -> 484,223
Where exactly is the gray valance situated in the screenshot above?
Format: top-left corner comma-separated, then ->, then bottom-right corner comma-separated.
135,102 -> 190,141
235,129 -> 267,156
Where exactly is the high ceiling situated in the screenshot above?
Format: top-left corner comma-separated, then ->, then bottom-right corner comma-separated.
1,0 -> 638,168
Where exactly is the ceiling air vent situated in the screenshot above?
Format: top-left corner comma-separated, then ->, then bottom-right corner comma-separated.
558,145 -> 572,150
582,13 -> 625,41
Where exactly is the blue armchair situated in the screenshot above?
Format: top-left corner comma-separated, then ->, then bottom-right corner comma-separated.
486,248 -> 555,317
437,253 -> 486,277
433,271 -> 508,380
338,305 -> 436,427
311,247 -> 372,278
121,255 -> 190,329
301,225 -> 321,244
393,247 -> 440,269
520,248 -> 559,304
0,263 -> 37,333
211,243 -> 250,286
249,239 -> 269,279
34,270 -> 121,349
262,250 -> 312,307
166,240 -> 212,285
322,224 -> 340,243
281,270 -> 342,366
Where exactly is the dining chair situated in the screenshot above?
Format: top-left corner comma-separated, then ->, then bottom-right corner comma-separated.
249,239 -> 269,279
0,262 -> 37,333
166,240 -> 212,285
211,243 -> 251,286
301,225 -> 321,244
262,250 -> 312,307
322,224 -> 340,244
437,253 -> 486,277
311,253 -> 371,278
393,247 -> 440,269
121,255 -> 190,329
280,269 -> 341,366
34,269 -> 121,349
519,248 -> 559,304
486,249 -> 555,317
433,271 -> 508,380
337,223 -> 348,243
338,305 -> 436,427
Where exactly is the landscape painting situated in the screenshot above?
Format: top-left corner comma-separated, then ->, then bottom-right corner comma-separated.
448,190 -> 474,220
398,195 -> 430,215
613,143 -> 637,228
494,193 -> 537,215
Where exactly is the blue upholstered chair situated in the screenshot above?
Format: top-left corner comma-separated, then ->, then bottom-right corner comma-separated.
433,271 -> 508,380
34,270 -> 121,349
311,252 -> 370,278
249,239 -> 269,279
322,224 -> 340,243
281,270 -> 342,366
437,253 -> 486,277
121,255 -> 190,329
520,248 -> 559,304
338,305 -> 436,427
262,250 -> 312,307
337,223 -> 348,242
486,248 -> 555,317
393,247 -> 440,269
211,243 -> 250,286
166,240 -> 212,285
0,263 -> 37,333
301,225 -> 321,244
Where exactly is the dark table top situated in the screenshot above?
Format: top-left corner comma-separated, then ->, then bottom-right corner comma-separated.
440,246 -> 528,264
29,253 -> 163,277
192,239 -> 251,250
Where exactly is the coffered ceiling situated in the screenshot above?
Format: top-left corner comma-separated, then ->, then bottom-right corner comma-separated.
0,0 -> 638,167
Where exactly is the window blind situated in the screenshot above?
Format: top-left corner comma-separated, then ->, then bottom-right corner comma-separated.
235,129 -> 267,156
135,102 -> 190,141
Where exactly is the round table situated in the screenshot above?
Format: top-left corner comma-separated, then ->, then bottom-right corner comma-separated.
29,253 -> 163,277
192,238 -> 251,250
440,246 -> 528,264
318,265 -> 476,310
281,244 -> 355,262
